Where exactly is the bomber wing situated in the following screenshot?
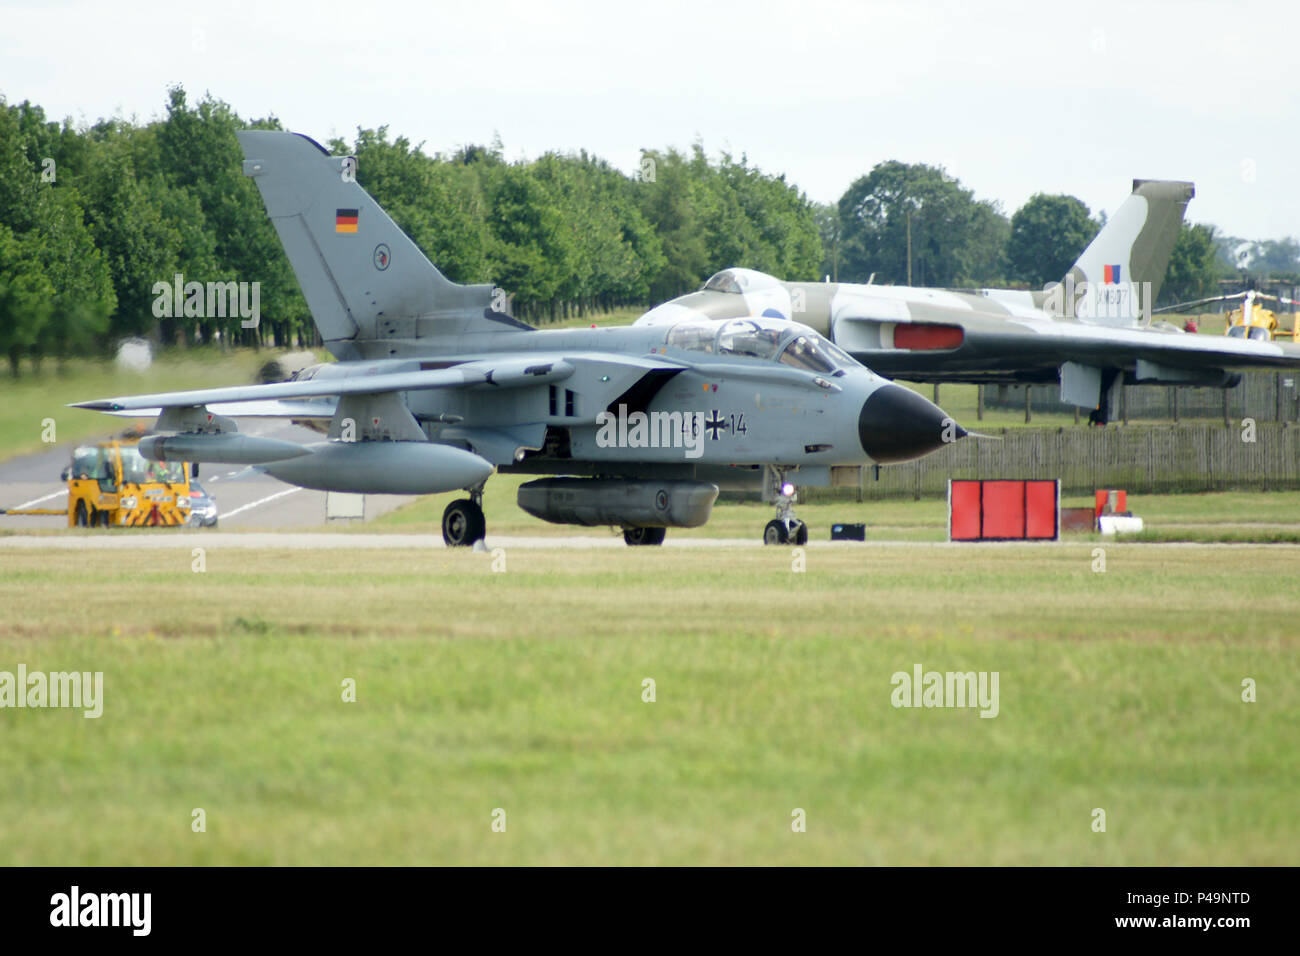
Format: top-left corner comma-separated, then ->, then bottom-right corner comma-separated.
833,305 -> 1300,385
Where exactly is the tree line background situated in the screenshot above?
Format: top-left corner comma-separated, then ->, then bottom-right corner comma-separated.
0,86 -> 1280,374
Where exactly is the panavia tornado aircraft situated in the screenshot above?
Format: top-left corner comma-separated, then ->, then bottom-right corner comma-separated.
637,180 -> 1300,424
72,130 -> 964,547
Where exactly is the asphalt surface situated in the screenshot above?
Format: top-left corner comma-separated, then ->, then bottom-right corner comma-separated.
2,532 -> 1295,552
0,420 -> 410,531
0,532 -> 756,550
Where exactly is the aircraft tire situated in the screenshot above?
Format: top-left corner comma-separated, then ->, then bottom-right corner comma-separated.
75,502 -> 89,527
442,498 -> 486,547
763,520 -> 789,545
623,526 -> 666,546
792,521 -> 808,545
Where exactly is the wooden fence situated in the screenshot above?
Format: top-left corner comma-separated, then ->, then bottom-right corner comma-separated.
983,371 -> 1300,423
807,422 -> 1300,501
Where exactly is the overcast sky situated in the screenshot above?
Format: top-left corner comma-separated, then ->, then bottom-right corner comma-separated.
4,0 -> 1296,239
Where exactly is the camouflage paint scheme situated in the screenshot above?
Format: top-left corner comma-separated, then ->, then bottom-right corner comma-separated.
637,181 -> 1300,422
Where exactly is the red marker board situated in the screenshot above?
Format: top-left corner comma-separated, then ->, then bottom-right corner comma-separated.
948,479 -> 1059,541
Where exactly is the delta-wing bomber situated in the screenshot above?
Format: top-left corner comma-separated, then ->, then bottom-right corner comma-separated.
637,181 -> 1300,424
72,131 -> 963,546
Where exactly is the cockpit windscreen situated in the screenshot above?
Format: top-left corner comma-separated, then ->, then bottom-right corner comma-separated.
665,317 -> 860,375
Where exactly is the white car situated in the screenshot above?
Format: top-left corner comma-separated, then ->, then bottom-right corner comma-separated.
185,480 -> 219,528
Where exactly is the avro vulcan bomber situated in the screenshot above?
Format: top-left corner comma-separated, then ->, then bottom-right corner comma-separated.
640,181 -> 1300,425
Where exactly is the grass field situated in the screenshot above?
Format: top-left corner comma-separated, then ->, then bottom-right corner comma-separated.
533,306 -> 646,329
0,540 -> 1296,865
3,322 -> 1298,865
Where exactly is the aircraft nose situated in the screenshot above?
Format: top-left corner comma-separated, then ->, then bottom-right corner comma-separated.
858,384 -> 965,464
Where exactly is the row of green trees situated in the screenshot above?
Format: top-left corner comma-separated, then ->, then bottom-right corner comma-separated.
0,87 -> 1254,372
0,87 -> 823,368
0,88 -> 304,372
819,160 -> 1228,303
337,129 -> 823,317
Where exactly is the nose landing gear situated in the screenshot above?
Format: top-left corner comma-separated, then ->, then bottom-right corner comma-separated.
762,466 -> 807,545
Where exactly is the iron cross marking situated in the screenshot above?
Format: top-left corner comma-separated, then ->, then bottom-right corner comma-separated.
704,410 -> 728,440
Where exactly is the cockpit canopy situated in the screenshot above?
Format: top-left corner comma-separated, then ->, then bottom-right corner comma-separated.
1227,325 -> 1270,341
665,317 -> 859,376
700,268 -> 784,295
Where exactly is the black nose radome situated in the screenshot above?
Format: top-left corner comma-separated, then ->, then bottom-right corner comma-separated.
859,384 -> 965,464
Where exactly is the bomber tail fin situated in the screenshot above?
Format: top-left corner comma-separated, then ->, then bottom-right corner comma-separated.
236,130 -> 525,360
1063,179 -> 1194,326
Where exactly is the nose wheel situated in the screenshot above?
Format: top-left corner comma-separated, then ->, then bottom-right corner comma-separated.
763,518 -> 807,546
442,487 -> 487,547
761,466 -> 808,545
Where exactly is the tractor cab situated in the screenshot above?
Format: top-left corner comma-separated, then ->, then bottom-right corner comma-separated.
64,439 -> 192,527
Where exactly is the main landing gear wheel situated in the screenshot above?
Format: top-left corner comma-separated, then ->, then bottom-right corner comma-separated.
623,526 -> 666,546
442,498 -> 486,547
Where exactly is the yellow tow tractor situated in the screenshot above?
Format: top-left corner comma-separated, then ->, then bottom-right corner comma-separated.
3,436 -> 194,528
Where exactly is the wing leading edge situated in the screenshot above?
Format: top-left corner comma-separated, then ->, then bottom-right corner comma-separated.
70,358 -> 580,413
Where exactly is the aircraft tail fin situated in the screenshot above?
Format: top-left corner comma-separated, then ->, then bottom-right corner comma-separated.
1063,179 -> 1194,326
236,130 -> 525,360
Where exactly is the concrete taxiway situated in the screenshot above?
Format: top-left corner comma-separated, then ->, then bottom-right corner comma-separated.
0,421 -> 409,531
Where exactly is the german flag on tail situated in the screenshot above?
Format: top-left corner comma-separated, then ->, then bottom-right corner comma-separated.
335,209 -> 359,234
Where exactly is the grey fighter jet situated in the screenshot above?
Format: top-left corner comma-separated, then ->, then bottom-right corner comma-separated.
639,180 -> 1300,424
72,131 -> 962,546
